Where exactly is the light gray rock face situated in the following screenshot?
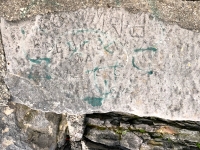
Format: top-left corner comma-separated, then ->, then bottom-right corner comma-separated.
1,7 -> 200,120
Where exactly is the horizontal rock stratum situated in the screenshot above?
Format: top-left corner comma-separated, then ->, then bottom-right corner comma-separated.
1,8 -> 200,120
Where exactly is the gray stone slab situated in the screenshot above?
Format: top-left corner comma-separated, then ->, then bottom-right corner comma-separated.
0,103 -> 61,150
0,104 -> 32,150
1,8 -> 200,120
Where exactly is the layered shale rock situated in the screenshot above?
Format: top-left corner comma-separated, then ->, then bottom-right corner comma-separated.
83,113 -> 200,150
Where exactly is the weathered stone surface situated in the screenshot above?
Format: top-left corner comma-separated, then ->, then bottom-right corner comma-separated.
0,103 -> 62,150
0,103 -> 33,150
67,114 -> 85,141
2,8 -> 200,120
15,104 -> 61,150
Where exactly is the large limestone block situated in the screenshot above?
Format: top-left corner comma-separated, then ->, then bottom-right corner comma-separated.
1,8 -> 200,120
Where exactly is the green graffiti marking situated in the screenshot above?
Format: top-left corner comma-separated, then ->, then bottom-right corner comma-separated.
19,23 -> 126,106
132,57 -> 141,70
147,70 -> 153,75
104,91 -> 111,99
86,67 -> 102,80
21,29 -> 25,35
95,84 -> 103,95
74,29 -> 88,34
116,0 -> 120,5
26,55 -> 51,80
67,42 -> 77,56
95,82 -> 111,98
134,47 -> 157,53
82,40 -> 89,46
133,47 -> 157,75
86,67 -> 101,74
67,29 -> 121,59
29,57 -> 51,64
87,64 -> 122,81
68,29 -> 118,62
84,97 -> 104,107
98,38 -> 103,45
84,79 -> 111,107
104,80 -> 107,86
109,63 -> 122,80
104,43 -> 114,54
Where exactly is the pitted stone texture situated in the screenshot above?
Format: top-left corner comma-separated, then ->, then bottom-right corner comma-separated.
1,8 -> 200,120
67,115 -> 86,141
15,104 -> 61,150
